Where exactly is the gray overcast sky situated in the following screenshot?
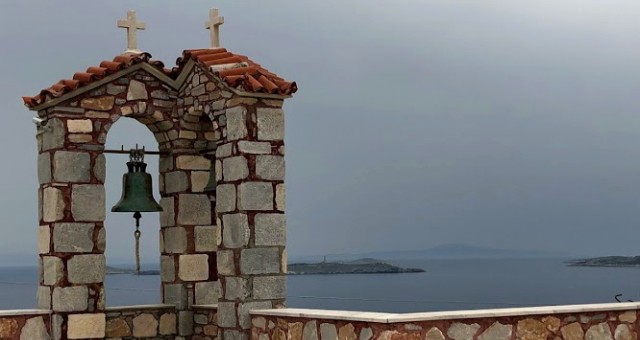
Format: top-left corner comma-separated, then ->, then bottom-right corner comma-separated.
1,0 -> 640,263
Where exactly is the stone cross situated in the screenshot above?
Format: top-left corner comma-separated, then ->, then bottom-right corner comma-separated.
117,10 -> 146,51
205,8 -> 224,48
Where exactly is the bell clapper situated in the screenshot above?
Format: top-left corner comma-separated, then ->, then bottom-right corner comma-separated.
133,212 -> 142,275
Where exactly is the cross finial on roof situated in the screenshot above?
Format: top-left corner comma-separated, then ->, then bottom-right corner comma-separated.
117,10 -> 146,52
205,8 -> 224,48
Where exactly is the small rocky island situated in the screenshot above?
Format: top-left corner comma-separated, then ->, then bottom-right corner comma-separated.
566,256 -> 640,267
287,258 -> 425,275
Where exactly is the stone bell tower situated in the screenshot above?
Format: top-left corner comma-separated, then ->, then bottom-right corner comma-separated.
23,9 -> 296,340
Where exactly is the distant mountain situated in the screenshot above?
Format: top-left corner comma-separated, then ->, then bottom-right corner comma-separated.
290,244 -> 556,263
567,256 -> 640,267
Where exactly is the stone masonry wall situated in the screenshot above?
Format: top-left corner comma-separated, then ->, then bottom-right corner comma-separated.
176,64 -> 288,340
193,306 -> 219,340
0,312 -> 51,340
36,69 -> 179,339
35,62 -> 290,339
251,307 -> 639,340
105,305 -> 177,339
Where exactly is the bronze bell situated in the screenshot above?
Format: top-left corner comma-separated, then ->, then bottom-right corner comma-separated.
111,149 -> 162,213
203,159 -> 217,193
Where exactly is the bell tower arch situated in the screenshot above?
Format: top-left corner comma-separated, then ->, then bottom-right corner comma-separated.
24,11 -> 296,339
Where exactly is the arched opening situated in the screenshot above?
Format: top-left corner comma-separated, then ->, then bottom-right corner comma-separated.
104,117 -> 163,306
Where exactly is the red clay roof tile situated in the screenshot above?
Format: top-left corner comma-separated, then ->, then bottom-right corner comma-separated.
175,48 -> 297,95
23,48 -> 296,109
22,52 -> 166,108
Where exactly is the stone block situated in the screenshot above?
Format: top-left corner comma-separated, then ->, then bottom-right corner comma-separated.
85,110 -> 111,118
585,322 -> 612,340
216,142 -> 233,158
177,194 -> 212,225
303,321 -> 319,340
105,318 -> 130,337
38,225 -> 50,254
276,184 -> 286,211
255,214 -> 286,246
68,134 -> 92,144
38,152 -> 51,184
133,313 -> 158,338
52,286 -> 88,312
516,319 -> 546,340
478,322 -> 512,340
165,171 -> 189,193
226,106 -> 248,141
223,156 -> 249,181
0,319 -> 18,338
222,213 -> 249,248
257,108 -> 284,141
217,302 -> 237,328
53,151 -> 91,182
36,286 -> 51,309
338,324 -> 356,340
94,154 -> 105,183
43,256 -> 64,285
160,255 -> 175,282
216,184 -> 236,213
67,313 -> 105,339
43,187 -> 65,222
53,223 -> 94,253
159,155 -> 174,171
71,185 -> 105,222
127,79 -> 148,100
253,276 -> 286,299
217,249 -> 236,275
615,325 -> 633,340
81,96 -> 114,111
163,284 -> 187,309
191,171 -> 210,192
238,182 -> 273,210
256,155 -> 285,180
163,227 -> 187,253
159,313 -> 177,335
195,281 -> 220,305
160,197 -> 175,227
425,328 -> 445,340
225,277 -> 249,300
195,225 -> 217,252
176,155 -> 210,170
67,119 -> 93,133
448,323 -> 480,340
178,311 -> 194,336
68,254 -> 105,284
178,254 -> 209,281
41,118 -> 65,151
20,316 -> 49,340
238,141 -> 271,154
238,301 -> 271,329
561,322 -> 583,340
240,247 -> 280,274
320,324 -> 337,340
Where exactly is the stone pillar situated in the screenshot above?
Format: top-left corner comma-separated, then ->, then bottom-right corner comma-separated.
216,100 -> 287,340
160,151 -> 218,338
37,113 -> 107,340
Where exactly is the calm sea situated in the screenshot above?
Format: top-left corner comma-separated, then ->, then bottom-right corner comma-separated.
1,258 -> 638,313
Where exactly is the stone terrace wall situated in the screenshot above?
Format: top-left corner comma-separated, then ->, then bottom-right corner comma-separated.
104,304 -> 177,339
193,305 -> 219,340
0,310 -> 51,340
251,303 -> 640,340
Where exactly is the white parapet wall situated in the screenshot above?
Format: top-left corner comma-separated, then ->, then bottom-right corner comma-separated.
250,302 -> 640,339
